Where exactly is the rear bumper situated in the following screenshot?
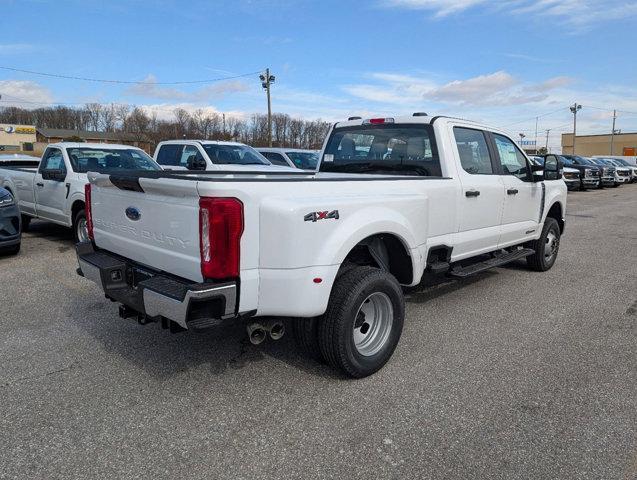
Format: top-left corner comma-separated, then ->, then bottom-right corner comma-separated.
76,242 -> 237,329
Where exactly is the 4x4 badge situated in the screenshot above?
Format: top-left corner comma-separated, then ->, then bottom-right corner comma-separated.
304,210 -> 339,222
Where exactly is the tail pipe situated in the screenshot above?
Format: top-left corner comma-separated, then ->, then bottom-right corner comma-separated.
247,323 -> 267,345
266,319 -> 285,341
246,319 -> 285,344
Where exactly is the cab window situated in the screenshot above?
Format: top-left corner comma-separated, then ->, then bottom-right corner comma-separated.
156,144 -> 184,167
180,145 -> 203,167
261,152 -> 290,166
493,134 -> 531,181
453,127 -> 493,175
40,148 -> 66,172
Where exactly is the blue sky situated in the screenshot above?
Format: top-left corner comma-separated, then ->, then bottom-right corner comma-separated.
1,0 -> 636,150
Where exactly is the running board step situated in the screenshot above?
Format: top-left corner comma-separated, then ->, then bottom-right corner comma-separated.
449,248 -> 535,278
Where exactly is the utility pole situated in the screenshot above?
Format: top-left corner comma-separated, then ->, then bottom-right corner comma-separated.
260,69 -> 276,147
534,116 -> 539,154
569,103 -> 582,154
545,129 -> 551,152
610,109 -> 617,155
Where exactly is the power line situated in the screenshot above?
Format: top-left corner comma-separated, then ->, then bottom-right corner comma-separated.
0,65 -> 263,85
581,104 -> 637,115
498,107 -> 566,129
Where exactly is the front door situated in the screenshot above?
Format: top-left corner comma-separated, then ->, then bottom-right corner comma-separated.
491,133 -> 542,246
34,147 -> 69,224
452,126 -> 505,259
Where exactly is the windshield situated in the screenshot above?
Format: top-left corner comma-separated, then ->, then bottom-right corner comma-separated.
612,159 -> 629,166
286,151 -> 319,170
321,123 -> 441,176
67,147 -> 160,172
202,144 -> 270,165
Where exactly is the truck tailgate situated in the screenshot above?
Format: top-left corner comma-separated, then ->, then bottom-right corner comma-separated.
90,174 -> 203,282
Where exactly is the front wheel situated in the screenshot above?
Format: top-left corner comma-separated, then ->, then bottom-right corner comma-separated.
73,209 -> 89,243
318,266 -> 404,378
527,217 -> 561,272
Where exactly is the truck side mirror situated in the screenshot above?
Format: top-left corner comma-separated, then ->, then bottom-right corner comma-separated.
530,164 -> 544,182
186,156 -> 207,171
543,156 -> 561,181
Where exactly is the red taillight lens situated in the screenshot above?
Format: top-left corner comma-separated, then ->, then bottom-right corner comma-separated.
84,183 -> 94,240
199,197 -> 244,280
363,117 -> 395,125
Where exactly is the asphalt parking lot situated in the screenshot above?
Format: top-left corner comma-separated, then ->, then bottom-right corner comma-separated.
1,186 -> 635,480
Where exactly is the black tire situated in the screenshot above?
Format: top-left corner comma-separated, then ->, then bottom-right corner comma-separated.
527,217 -> 561,272
318,266 -> 404,378
73,209 -> 87,243
1,243 -> 20,256
291,317 -> 324,363
21,215 -> 31,232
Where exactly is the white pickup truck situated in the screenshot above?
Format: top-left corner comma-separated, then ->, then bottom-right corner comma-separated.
0,143 -> 161,241
153,140 -> 295,172
76,115 -> 567,378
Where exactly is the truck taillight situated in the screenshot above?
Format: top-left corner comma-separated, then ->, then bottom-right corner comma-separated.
84,183 -> 94,240
199,197 -> 244,280
363,117 -> 395,125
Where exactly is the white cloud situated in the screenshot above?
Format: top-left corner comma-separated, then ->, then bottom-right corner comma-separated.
125,75 -> 249,102
343,71 -> 572,107
0,80 -> 53,105
381,0 -> 637,27
0,44 -> 37,55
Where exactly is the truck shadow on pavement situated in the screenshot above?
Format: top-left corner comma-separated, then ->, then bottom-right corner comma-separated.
69,296 -> 344,380
23,220 -> 75,250
69,271 -> 500,381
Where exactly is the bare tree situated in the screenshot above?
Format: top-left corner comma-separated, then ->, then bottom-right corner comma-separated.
85,103 -> 103,131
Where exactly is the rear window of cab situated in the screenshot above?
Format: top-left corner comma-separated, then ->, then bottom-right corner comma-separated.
321,123 -> 442,176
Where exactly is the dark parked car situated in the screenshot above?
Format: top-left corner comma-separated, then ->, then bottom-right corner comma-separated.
554,154 -> 602,190
0,186 -> 21,255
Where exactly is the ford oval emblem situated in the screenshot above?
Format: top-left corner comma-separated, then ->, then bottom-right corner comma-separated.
125,206 -> 141,221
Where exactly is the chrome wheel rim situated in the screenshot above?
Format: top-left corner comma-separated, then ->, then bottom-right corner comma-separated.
544,229 -> 559,263
353,292 -> 394,357
77,218 -> 89,242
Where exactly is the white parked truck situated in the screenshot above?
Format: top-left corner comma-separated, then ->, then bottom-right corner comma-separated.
154,140 -> 295,172
0,143 -> 161,241
76,115 -> 567,377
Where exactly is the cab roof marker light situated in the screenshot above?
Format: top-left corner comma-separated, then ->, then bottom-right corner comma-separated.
363,118 -> 395,125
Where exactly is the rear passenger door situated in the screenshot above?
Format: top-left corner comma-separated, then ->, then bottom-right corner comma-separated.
452,126 -> 505,259
490,133 -> 542,246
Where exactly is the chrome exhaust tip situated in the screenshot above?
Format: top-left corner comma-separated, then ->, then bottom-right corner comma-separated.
247,323 -> 267,345
266,320 -> 285,341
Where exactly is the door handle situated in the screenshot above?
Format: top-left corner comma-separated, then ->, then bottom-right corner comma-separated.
507,188 -> 519,195
36,182 -> 44,187
465,190 -> 480,197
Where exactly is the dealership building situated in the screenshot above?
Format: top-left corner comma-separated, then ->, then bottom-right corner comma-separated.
0,124 -> 37,153
562,132 -> 637,156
